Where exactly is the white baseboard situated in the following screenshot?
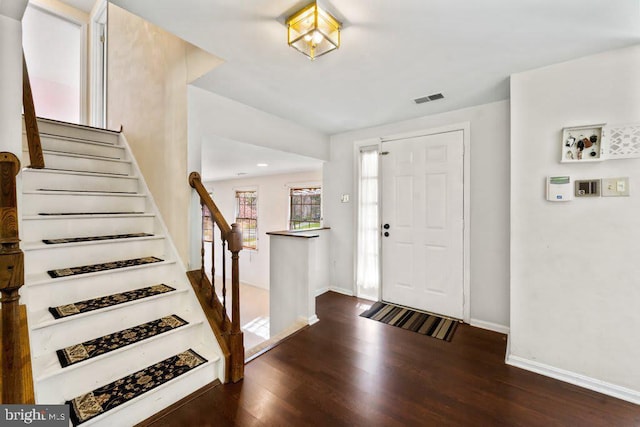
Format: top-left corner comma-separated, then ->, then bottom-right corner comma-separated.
504,335 -> 511,364
328,286 -> 354,297
506,354 -> 640,405
470,318 -> 510,334
314,287 -> 330,297
241,280 -> 268,291
315,286 -> 354,297
307,314 -> 319,325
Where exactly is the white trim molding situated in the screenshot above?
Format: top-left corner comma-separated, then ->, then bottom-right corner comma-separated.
89,0 -> 107,127
329,286 -> 355,297
314,287 -> 330,297
470,319 -> 509,335
315,286 -> 355,297
307,315 -> 320,326
506,354 -> 640,405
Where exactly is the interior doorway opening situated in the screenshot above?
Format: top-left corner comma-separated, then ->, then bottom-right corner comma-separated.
22,3 -> 85,124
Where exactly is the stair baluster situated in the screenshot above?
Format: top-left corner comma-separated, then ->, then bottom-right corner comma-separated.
210,215 -> 215,308
221,239 -> 227,332
200,202 -> 206,289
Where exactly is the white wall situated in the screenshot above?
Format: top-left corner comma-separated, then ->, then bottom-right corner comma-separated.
324,100 -> 511,327
204,170 -> 323,290
0,3 -> 28,157
107,4 -> 221,265
0,0 -> 28,231
509,44 -> 640,400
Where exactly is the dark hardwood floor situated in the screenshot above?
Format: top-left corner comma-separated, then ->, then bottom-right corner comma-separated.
147,292 -> 640,426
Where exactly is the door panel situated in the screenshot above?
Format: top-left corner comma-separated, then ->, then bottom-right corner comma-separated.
381,130 -> 464,319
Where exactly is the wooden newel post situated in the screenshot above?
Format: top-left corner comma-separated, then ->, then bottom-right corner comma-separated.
0,153 -> 26,403
227,223 -> 244,382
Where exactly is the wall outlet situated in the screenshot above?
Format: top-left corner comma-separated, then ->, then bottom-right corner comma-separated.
574,179 -> 600,197
602,177 -> 630,197
341,194 -> 350,203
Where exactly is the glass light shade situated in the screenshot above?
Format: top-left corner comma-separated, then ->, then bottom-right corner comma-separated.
286,2 -> 341,60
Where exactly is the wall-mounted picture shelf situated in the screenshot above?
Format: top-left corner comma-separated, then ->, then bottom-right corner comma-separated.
561,124 -> 605,163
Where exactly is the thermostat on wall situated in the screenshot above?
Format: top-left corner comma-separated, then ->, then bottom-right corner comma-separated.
547,176 -> 572,202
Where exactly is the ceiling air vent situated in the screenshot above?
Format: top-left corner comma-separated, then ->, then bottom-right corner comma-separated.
414,93 -> 444,104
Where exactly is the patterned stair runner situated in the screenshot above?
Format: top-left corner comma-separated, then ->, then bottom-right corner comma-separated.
43,233 -> 153,245
57,315 -> 188,368
48,284 -> 175,319
47,256 -> 163,278
67,349 -> 207,426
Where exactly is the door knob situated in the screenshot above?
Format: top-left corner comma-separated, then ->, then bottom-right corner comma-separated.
383,224 -> 390,229
384,232 -> 390,237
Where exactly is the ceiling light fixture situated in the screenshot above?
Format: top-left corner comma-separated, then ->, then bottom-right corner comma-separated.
257,163 -> 268,167
286,1 -> 341,60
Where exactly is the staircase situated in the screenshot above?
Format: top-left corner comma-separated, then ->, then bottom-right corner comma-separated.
20,118 -> 224,426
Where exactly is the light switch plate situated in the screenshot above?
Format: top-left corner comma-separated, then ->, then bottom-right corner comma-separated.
602,177 -> 630,197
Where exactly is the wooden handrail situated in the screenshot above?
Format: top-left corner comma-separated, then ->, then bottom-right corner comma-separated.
189,172 -> 230,237
22,52 -> 45,169
0,152 -> 34,403
188,171 -> 244,383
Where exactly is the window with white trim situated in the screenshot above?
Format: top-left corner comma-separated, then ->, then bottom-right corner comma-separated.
289,187 -> 322,230
235,190 -> 258,250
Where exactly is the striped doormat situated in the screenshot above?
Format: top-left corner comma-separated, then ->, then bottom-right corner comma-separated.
360,301 -> 459,342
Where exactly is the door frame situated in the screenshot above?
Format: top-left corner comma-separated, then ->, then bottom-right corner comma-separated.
354,122 -> 471,323
89,0 -> 108,128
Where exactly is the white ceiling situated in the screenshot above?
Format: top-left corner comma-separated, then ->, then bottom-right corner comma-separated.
105,1 -> 639,181
202,136 -> 323,183
109,0 -> 640,136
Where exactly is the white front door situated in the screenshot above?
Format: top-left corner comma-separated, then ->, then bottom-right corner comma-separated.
381,130 -> 464,319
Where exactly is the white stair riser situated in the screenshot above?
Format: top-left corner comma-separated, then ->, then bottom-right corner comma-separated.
34,120 -> 119,145
22,171 -> 138,194
24,238 -> 165,274
22,215 -> 155,241
23,193 -> 145,215
39,152 -> 131,175
25,263 -> 180,314
30,292 -> 190,357
36,324 -> 204,402
24,133 -> 125,159
23,125 -> 228,420
80,362 -> 218,427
